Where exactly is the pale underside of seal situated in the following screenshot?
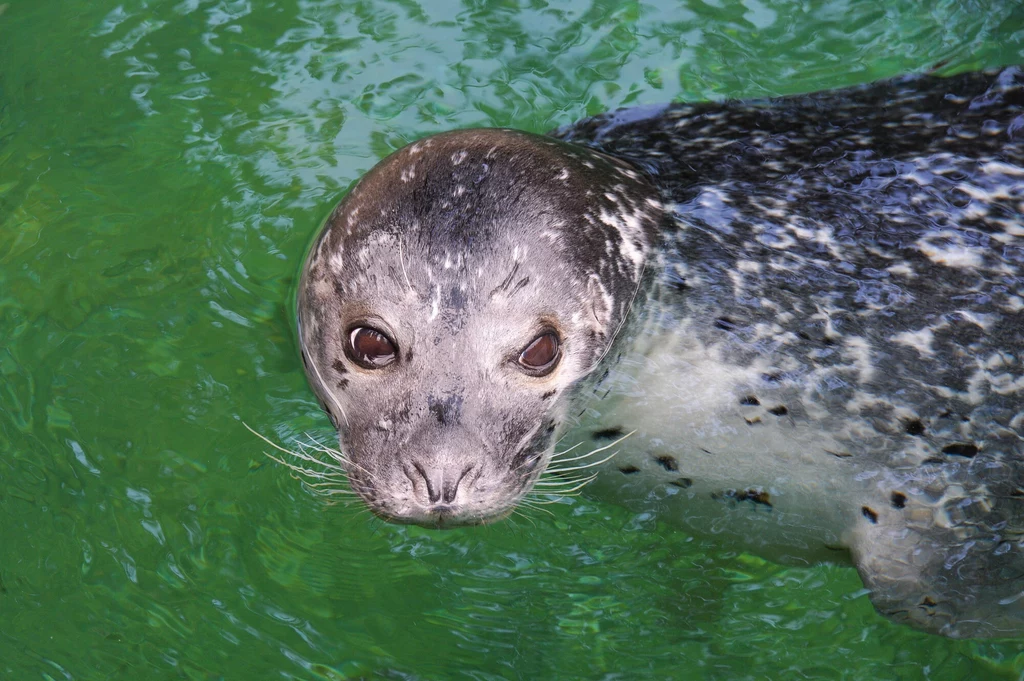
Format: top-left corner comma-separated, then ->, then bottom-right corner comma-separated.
295,67 -> 1024,638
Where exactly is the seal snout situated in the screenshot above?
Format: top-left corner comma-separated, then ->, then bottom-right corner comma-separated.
410,460 -> 475,505
385,458 -> 498,527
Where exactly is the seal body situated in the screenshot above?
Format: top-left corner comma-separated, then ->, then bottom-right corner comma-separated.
296,67 -> 1024,638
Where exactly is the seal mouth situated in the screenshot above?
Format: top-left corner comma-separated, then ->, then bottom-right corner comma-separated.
369,503 -> 513,529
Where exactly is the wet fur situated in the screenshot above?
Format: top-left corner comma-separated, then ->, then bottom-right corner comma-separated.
295,67 -> 1024,637
298,130 -> 662,526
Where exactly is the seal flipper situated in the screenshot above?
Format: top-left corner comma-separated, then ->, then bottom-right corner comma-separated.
849,454 -> 1024,638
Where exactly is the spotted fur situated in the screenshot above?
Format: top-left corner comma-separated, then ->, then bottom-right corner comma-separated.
297,68 -> 1024,638
554,66 -> 1024,638
298,129 -> 662,526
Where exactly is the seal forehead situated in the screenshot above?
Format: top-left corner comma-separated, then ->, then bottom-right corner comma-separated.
304,128 -> 664,337
330,128 -> 661,245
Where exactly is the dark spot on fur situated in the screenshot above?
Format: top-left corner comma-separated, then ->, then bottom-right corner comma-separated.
332,359 -> 347,374
942,443 -> 979,458
739,395 -> 760,406
713,488 -> 771,508
891,492 -> 907,509
655,455 -> 678,472
905,419 -> 925,436
767,405 -> 788,416
670,477 -> 693,488
822,336 -> 836,346
336,378 -> 349,390
761,372 -> 783,383
796,330 -> 810,341
541,389 -> 556,400
428,394 -> 463,427
593,427 -> 625,441
737,489 -> 771,507
714,317 -> 737,331
447,285 -> 467,311
825,449 -> 852,458
405,347 -> 413,362
922,596 -> 937,607
545,421 -> 557,434
861,506 -> 878,523
619,466 -> 640,475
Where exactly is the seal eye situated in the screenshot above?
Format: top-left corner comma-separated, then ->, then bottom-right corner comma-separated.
518,331 -> 560,375
347,326 -> 397,369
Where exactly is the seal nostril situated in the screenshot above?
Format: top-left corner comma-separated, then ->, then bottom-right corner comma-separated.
412,462 -> 441,503
413,461 -> 475,505
443,464 -> 475,504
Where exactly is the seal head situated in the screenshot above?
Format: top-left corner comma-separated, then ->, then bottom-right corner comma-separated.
298,128 -> 663,527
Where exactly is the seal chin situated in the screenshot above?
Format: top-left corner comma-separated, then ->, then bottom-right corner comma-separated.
370,502 -> 513,529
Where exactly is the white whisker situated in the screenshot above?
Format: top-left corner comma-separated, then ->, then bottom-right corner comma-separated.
532,473 -> 599,495
549,441 -> 584,459
546,448 -> 620,474
522,493 -> 581,504
516,499 -> 555,517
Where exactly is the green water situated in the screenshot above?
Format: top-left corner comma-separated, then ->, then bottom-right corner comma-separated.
2,0 -> 1023,678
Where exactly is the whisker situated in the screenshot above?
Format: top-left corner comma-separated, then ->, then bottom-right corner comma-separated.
305,482 -> 358,493
547,449 -> 604,465
541,430 -> 635,476
549,441 -> 584,459
510,509 -> 539,528
532,473 -> 599,495
516,499 -> 555,517
534,470 -> 599,485
242,422 -> 387,501
291,433 -> 383,484
521,493 -> 582,504
533,476 -> 586,485
244,422 -> 311,459
578,430 -> 635,458
545,448 -> 620,474
297,434 -> 349,459
504,514 -> 523,533
263,451 -> 338,481
295,439 -> 352,470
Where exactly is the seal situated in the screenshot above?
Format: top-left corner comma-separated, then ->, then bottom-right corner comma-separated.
293,66 -> 1024,638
